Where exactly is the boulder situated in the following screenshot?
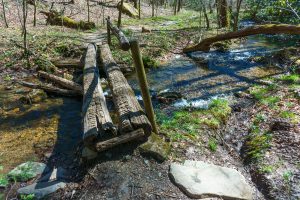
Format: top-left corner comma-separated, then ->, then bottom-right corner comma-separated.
117,2 -> 139,18
8,162 -> 49,182
139,133 -> 170,162
169,160 -> 252,200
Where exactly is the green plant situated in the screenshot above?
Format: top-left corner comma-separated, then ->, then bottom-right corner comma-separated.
208,138 -> 217,152
260,165 -> 274,173
21,194 -> 35,200
244,131 -> 272,162
280,74 -> 299,84
283,171 -> 293,184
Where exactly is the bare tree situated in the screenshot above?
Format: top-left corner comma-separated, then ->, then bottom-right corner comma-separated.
233,0 -> 243,31
22,0 -> 29,68
1,0 -> 8,27
33,0 -> 37,26
87,0 -> 90,22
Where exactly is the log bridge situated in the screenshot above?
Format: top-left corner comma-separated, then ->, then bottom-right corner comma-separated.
17,17 -> 157,153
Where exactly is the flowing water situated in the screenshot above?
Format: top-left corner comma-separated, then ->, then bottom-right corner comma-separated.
128,22 -> 299,109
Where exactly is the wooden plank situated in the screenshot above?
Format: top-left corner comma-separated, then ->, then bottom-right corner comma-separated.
96,128 -> 144,152
83,43 -> 116,146
99,44 -> 152,136
106,17 -> 130,51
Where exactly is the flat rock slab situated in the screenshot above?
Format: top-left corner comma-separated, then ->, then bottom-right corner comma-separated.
169,160 -> 252,200
8,162 -> 49,182
18,181 -> 66,199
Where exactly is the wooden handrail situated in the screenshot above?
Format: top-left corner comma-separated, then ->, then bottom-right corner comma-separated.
106,16 -> 130,51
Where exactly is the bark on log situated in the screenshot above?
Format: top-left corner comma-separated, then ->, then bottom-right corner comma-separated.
38,71 -> 83,93
41,11 -> 95,30
99,44 -> 152,136
51,58 -> 83,69
16,80 -> 81,96
83,44 -> 116,147
106,17 -> 130,51
96,128 -> 145,152
183,24 -> 300,53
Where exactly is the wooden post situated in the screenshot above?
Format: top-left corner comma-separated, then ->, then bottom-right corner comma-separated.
107,17 -> 111,46
130,40 -> 159,134
117,0 -> 123,28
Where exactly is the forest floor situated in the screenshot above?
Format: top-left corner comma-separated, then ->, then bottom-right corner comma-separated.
0,2 -> 300,200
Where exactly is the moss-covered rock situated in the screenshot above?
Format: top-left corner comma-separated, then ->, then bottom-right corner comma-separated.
117,2 -> 139,18
139,133 -> 170,162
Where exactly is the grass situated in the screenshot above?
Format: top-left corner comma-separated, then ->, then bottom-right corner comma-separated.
280,74 -> 300,84
157,98 -> 231,142
244,129 -> 272,162
21,194 -> 35,200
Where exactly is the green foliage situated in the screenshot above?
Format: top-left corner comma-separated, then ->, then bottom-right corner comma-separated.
142,56 -> 159,68
283,171 -> 293,182
249,85 -> 280,107
21,194 -> 35,200
260,165 -> 274,173
208,138 -> 217,152
208,99 -> 231,122
280,74 -> 299,84
245,0 -> 300,24
0,166 -> 8,187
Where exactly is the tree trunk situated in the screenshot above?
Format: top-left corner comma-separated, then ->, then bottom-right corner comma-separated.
173,0 -> 177,15
87,0 -> 90,22
152,0 -> 155,17
22,0 -> 29,68
233,0 -> 242,31
117,0 -> 123,27
38,71 -> 83,93
177,0 -> 181,13
99,44 -> 152,136
183,24 -> 300,53
217,0 -> 229,28
51,58 -> 84,69
1,0 -> 8,27
83,43 -> 116,147
138,0 -> 141,19
201,0 -> 209,29
33,0 -> 36,26
133,0 -> 138,8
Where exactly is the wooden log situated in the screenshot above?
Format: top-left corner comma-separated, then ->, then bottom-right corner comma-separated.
38,71 -> 83,93
99,44 -> 152,136
51,58 -> 83,69
16,80 -> 81,96
83,43 -> 116,147
106,17 -> 130,51
96,128 -> 144,152
183,24 -> 300,53
41,11 -> 95,30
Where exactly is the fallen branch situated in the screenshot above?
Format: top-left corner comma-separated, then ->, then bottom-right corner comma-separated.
183,24 -> 300,53
16,80 -> 81,96
38,71 -> 83,93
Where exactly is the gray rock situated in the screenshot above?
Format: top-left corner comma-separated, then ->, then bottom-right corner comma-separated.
82,147 -> 98,160
18,181 -> 66,199
169,160 -> 252,200
8,162 -> 49,182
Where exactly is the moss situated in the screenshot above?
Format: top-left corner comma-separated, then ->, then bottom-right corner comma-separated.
280,74 -> 299,84
208,138 -> 218,152
139,133 -> 170,162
